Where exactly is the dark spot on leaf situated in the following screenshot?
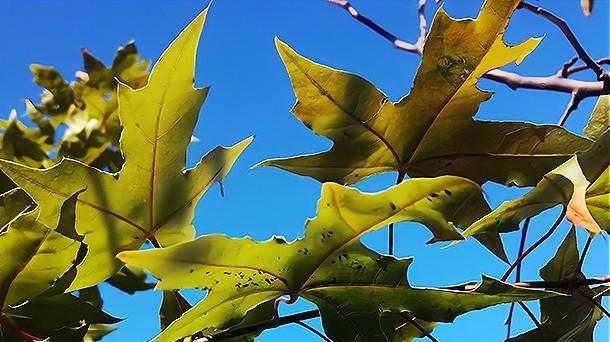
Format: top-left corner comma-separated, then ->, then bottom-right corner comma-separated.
431,193 -> 439,198
389,202 -> 396,210
444,189 -> 452,196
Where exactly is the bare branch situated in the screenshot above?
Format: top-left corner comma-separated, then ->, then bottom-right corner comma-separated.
327,0 -> 421,54
388,171 -> 407,255
326,0 -> 609,103
577,236 -> 593,272
505,217 -> 532,339
517,302 -> 543,329
501,211 -> 567,282
294,321 -> 333,342
518,1 -> 607,80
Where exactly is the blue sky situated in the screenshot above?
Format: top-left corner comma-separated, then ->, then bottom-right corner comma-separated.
0,0 -> 608,341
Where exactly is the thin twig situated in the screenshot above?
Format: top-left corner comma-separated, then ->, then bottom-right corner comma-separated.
518,1 -> 607,80
388,171 -> 407,255
557,57 -> 579,78
566,57 -> 610,76
501,210 -> 567,282
505,217 -> 531,339
209,273 -> 610,340
208,310 -> 320,341
294,321 -> 332,342
326,0 -> 609,101
327,0 -> 421,53
557,92 -> 581,126
400,312 -> 439,342
517,302 -> 543,329
577,236 -> 593,273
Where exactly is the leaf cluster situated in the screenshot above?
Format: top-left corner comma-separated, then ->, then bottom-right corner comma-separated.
0,0 -> 608,341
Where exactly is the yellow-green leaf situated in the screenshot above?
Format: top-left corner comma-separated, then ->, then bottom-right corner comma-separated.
258,0 -> 590,187
119,177 -> 554,341
0,8 -> 252,291
464,129 -> 610,238
583,95 -> 609,141
0,209 -> 80,311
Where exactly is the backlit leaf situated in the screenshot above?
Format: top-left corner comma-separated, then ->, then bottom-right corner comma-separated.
258,0 -> 590,187
464,130 -> 610,238
119,178 -> 555,341
0,7 -> 252,291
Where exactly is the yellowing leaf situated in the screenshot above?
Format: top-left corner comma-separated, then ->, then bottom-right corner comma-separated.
119,177 -> 555,341
581,0 -> 594,16
258,0 -> 590,187
464,130 -> 610,238
0,8 -> 252,291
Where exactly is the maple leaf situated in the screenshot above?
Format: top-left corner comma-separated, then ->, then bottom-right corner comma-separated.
258,0 -> 590,187
119,177 -> 556,341
0,8 -> 253,291
463,129 -> 610,239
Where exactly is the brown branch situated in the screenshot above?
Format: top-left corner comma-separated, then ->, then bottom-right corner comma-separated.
505,217 -> 532,339
517,302 -> 543,329
208,309 -> 320,341
294,321 -> 332,342
388,171 -> 407,255
326,0 -> 609,102
577,236 -> 593,272
566,58 -> 610,76
501,210 -> 567,282
208,274 -> 610,341
518,1 -> 607,80
327,0 -> 422,54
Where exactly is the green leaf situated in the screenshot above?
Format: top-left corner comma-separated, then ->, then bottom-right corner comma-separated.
0,110 -> 52,169
4,293 -> 120,341
0,7 -> 253,291
0,188 -> 32,230
106,265 -> 155,294
258,0 -> 590,187
119,177 -> 555,341
159,291 -> 192,331
464,130 -> 610,238
508,228 -> 605,341
584,95 -> 609,141
0,209 -> 80,311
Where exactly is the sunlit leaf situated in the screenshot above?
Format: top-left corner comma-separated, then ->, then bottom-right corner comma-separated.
584,95 -> 609,141
0,8 -> 253,291
119,178 -> 555,341
258,0 -> 590,187
464,130 -> 610,238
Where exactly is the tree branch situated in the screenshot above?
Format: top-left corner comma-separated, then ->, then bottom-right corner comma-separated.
505,217 -> 531,339
208,309 -> 320,341
501,210 -> 567,282
294,321 -> 332,342
518,1 -> 607,80
327,0 -> 422,54
326,0 -> 609,102
388,171 -> 407,256
517,302 -> 543,329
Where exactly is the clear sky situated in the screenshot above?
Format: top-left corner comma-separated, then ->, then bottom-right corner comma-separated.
0,0 -> 608,341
